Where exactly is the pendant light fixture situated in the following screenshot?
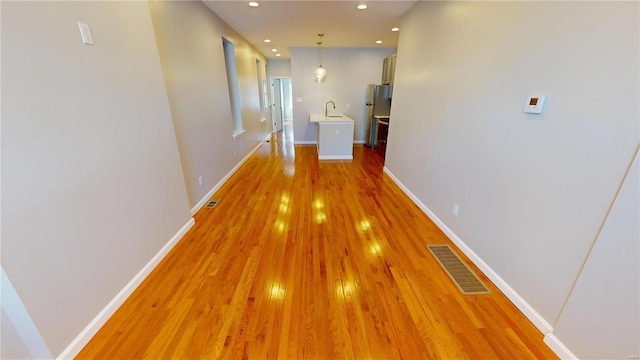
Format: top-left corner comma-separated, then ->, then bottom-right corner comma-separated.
313,34 -> 327,83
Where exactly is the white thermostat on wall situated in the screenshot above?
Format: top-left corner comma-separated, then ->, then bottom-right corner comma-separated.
523,95 -> 546,114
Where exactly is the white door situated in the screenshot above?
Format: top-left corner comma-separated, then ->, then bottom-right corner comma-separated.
271,78 -> 284,132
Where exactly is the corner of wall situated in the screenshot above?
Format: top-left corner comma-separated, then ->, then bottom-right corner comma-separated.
1,268 -> 53,359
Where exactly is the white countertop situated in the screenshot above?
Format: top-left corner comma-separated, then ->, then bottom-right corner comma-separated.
310,114 -> 354,123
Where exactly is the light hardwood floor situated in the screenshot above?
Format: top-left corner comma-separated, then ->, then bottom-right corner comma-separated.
77,127 -> 558,359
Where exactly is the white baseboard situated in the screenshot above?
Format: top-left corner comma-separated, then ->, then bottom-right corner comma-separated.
544,333 -> 578,359
294,141 -> 364,146
319,155 -> 353,160
191,138 -> 267,215
383,166 -> 554,334
57,218 -> 195,360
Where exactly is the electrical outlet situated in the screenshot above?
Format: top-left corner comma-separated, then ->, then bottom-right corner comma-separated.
452,203 -> 460,217
198,176 -> 203,186
336,129 -> 340,135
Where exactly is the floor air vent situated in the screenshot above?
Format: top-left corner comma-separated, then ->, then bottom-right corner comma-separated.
426,244 -> 491,295
205,198 -> 220,209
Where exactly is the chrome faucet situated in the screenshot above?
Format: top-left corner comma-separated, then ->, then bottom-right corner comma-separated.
325,101 -> 336,117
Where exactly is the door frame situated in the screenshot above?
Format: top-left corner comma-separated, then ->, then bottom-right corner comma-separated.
270,76 -> 291,133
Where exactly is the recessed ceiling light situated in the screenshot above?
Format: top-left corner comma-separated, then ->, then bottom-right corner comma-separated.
264,39 -> 271,43
376,40 -> 382,44
357,4 -> 368,10
272,49 -> 278,52
248,2 -> 259,7
392,27 -> 400,32
276,54 -> 281,57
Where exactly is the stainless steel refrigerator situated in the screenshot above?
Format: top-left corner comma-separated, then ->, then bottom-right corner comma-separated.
365,84 -> 391,147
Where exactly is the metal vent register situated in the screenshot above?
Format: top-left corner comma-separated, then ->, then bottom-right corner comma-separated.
205,198 -> 220,209
427,245 -> 491,295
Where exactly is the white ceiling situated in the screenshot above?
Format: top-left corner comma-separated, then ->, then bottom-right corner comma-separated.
202,1 -> 418,59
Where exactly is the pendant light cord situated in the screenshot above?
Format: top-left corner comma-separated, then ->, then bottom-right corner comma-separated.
313,33 -> 327,83
317,34 -> 324,66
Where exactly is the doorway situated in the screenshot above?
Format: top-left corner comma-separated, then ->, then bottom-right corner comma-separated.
270,77 -> 292,135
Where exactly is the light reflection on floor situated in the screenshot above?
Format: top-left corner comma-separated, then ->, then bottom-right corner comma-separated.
269,121 -> 295,160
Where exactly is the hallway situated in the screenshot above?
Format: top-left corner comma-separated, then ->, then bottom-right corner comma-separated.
77,131 -> 556,359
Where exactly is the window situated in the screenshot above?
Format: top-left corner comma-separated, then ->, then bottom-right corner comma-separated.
256,59 -> 268,121
222,38 -> 243,137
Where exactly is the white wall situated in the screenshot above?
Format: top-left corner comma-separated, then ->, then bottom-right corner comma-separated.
387,0 -> 638,346
267,59 -> 292,77
549,147 -> 639,359
2,309 -> 31,359
290,48 -> 395,143
149,0 -> 271,211
1,1 -> 192,356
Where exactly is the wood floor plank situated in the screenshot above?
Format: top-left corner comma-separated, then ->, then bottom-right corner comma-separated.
76,126 -> 558,359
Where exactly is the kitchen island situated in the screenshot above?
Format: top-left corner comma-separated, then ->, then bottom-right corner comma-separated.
309,114 -> 355,160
